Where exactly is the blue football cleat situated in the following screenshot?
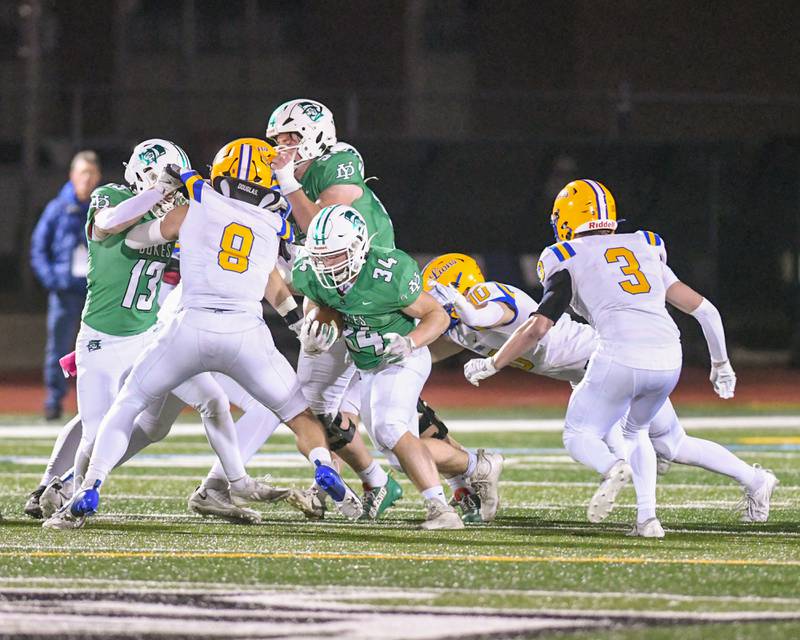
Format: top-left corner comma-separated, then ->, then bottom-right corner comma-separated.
314,462 -> 363,519
71,484 -> 100,517
42,480 -> 101,530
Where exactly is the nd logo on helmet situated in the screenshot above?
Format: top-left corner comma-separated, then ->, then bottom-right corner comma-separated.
298,101 -> 324,122
138,144 -> 167,166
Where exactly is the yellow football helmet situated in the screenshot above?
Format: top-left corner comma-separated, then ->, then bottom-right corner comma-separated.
550,179 -> 617,241
210,138 -> 284,209
422,253 -> 485,295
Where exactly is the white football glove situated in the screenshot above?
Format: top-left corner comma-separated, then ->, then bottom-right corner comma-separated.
464,357 -> 498,387
299,309 -> 338,355
382,332 -> 416,365
710,360 -> 736,399
153,164 -> 184,198
272,153 -> 302,195
427,281 -> 460,306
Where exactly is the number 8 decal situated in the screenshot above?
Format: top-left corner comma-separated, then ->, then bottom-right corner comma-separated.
218,223 -> 254,273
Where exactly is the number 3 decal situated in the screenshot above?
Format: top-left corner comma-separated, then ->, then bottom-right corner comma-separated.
218,223 -> 254,273
604,247 -> 651,294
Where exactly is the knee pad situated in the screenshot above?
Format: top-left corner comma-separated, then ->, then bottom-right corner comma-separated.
318,412 -> 355,452
417,398 -> 449,440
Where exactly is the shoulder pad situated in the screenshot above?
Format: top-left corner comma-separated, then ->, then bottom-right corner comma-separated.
638,230 -> 664,247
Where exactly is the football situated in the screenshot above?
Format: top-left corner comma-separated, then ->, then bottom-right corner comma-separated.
312,305 -> 343,333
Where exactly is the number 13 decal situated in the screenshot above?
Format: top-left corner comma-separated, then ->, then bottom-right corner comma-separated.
218,223 -> 254,273
604,247 -> 651,294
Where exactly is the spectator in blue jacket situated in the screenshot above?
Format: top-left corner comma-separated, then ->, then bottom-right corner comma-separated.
30,150 -> 101,420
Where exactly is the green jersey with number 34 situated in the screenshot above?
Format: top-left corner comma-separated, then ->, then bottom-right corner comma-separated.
82,183 -> 175,336
292,246 -> 422,370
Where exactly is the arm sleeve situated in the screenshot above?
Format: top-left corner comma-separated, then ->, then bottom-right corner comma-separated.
94,189 -> 162,231
124,218 -> 168,249
689,297 -> 729,363
455,298 -> 508,328
536,269 -> 573,323
29,204 -> 57,288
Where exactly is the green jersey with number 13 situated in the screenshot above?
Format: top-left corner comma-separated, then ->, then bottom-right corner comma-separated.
81,183 -> 175,336
292,246 -> 422,370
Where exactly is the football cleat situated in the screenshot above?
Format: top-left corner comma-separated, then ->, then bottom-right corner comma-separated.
450,487 -> 482,524
285,485 -> 327,520
420,499 -> 465,530
23,485 -> 46,519
359,472 -> 403,521
741,465 -> 779,523
656,454 -> 672,476
314,462 -> 363,520
40,476 -> 74,520
42,482 -> 100,530
469,449 -> 503,522
626,517 -> 665,538
229,476 -> 291,503
188,481 -> 261,524
587,459 -> 632,523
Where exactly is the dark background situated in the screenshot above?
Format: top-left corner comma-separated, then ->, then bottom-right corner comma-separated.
2,0 -> 799,366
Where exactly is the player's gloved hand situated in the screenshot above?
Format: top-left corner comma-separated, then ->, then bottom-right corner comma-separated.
299,309 -> 338,354
382,332 -> 416,365
59,351 -> 77,378
427,281 -> 460,306
710,360 -> 736,399
153,164 -> 184,198
271,150 -> 302,196
464,356 -> 498,387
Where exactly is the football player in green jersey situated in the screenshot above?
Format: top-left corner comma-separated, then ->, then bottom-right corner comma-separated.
268,99 -> 402,520
293,205 -> 504,529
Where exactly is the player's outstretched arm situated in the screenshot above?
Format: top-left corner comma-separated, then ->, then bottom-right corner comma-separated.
94,168 -> 183,239
402,292 -> 451,349
123,205 -> 188,249
665,279 -> 736,398
428,282 -> 513,329
263,267 -> 302,333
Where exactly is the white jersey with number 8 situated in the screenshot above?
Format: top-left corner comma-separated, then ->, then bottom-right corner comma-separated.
179,178 -> 291,318
537,230 -> 681,370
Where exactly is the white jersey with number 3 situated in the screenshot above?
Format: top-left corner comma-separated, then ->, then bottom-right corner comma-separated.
537,231 -> 681,370
446,281 -> 597,383
178,178 -> 290,319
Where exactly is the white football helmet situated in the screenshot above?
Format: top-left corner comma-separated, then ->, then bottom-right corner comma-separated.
305,205 -> 369,289
330,141 -> 365,178
124,139 -> 191,217
266,99 -> 337,163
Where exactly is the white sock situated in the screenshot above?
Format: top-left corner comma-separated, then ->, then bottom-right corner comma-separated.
625,428 -> 658,524
445,474 -> 470,491
422,485 -> 447,505
309,447 -> 333,467
207,404 -> 281,483
229,475 -> 250,492
358,460 -> 388,488
464,450 -> 478,477
563,431 -> 618,474
672,436 -> 758,488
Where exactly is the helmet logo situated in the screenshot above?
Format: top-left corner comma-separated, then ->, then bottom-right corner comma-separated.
298,101 -> 324,122
336,162 -> 355,180
138,144 -> 166,166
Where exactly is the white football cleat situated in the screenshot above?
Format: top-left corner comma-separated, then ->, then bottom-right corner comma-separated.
285,486 -> 327,520
469,449 -> 504,522
40,476 -> 74,520
656,454 -> 672,476
626,517 -> 665,538
188,480 -> 261,524
741,465 -> 779,523
420,499 -> 465,530
229,476 -> 291,503
588,459 -> 632,523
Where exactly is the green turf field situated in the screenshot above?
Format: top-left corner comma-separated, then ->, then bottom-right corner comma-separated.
1,413 -> 799,639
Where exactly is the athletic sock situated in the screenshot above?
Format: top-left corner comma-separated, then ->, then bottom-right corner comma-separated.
358,460 -> 389,488
421,485 -> 448,505
673,436 -> 758,487
625,428 -> 658,524
40,415 -> 82,486
309,447 -> 333,467
464,450 -> 478,477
